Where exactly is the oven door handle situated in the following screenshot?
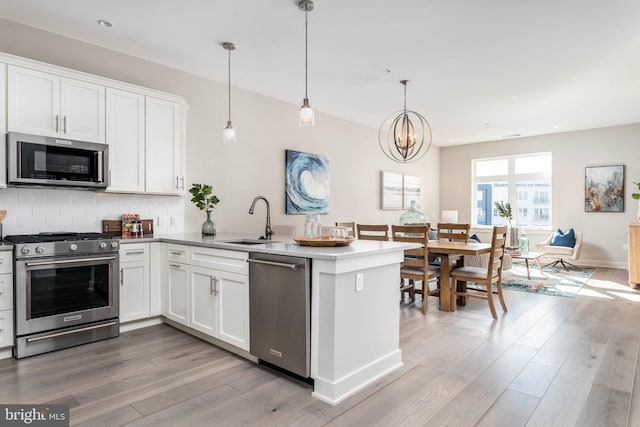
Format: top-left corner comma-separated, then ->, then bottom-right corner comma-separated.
25,256 -> 117,267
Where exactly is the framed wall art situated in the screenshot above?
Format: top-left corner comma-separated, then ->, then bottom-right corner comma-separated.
285,149 -> 330,214
380,171 -> 403,209
585,164 -> 624,212
380,171 -> 421,210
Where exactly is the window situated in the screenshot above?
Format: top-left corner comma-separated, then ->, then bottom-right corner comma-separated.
472,153 -> 551,228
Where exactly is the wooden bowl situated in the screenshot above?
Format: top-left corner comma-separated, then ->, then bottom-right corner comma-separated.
294,236 -> 355,247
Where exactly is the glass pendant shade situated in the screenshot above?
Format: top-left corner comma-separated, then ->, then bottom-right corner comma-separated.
299,99 -> 315,126
222,121 -> 236,144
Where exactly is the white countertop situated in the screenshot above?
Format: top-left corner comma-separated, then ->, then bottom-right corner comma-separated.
120,232 -> 419,260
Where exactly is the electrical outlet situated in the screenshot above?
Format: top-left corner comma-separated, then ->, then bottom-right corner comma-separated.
356,273 -> 364,292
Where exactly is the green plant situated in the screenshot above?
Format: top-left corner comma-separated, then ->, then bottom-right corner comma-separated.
189,183 -> 220,211
494,201 -> 513,227
632,182 -> 640,200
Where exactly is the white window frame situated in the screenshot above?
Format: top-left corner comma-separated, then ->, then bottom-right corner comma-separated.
472,152 -> 552,229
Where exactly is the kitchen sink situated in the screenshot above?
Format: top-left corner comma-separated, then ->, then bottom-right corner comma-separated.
222,239 -> 281,245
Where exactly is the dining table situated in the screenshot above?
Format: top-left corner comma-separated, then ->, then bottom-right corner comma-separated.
427,240 -> 493,311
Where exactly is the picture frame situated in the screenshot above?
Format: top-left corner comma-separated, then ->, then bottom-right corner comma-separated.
285,149 -> 330,214
585,165 -> 624,212
380,171 -> 403,209
380,171 -> 421,210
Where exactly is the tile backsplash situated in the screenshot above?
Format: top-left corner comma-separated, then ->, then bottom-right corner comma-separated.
0,187 -> 185,236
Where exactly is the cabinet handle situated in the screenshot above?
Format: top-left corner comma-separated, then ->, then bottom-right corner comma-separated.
55,115 -> 59,132
175,176 -> 179,189
169,250 -> 184,255
210,277 -> 215,295
169,264 -> 183,270
63,116 -> 67,134
124,250 -> 145,255
180,177 -> 185,189
213,277 -> 219,296
120,268 -> 124,286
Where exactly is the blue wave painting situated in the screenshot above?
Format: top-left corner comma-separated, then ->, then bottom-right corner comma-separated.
285,150 -> 330,214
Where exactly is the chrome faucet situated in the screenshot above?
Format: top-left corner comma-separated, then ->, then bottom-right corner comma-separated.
249,196 -> 273,240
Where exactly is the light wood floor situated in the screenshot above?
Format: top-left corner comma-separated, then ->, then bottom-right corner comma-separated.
1,267 -> 638,426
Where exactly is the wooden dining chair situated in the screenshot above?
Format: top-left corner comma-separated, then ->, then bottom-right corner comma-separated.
450,225 -> 508,319
391,225 -> 440,314
357,224 -> 389,241
437,223 -> 471,242
335,222 -> 356,237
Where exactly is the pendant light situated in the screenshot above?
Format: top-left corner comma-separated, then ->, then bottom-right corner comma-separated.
378,80 -> 432,163
298,0 -> 315,126
222,42 -> 236,144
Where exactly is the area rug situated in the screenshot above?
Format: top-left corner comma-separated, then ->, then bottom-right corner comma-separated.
499,264 -> 596,298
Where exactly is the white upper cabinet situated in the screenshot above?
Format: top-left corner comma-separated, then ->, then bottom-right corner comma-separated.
145,96 -> 183,195
60,77 -> 105,143
7,65 -> 105,143
106,88 -> 145,193
0,63 -> 6,188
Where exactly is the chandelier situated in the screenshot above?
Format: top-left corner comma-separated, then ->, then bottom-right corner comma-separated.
378,80 -> 432,163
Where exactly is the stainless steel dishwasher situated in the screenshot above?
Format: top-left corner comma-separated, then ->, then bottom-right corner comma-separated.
247,253 -> 311,379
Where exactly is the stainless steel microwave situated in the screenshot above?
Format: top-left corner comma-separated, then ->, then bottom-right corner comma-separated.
7,132 -> 109,189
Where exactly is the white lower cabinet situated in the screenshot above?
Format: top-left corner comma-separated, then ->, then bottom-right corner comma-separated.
188,265 -> 249,350
119,243 -> 150,323
214,269 -> 250,350
161,244 -> 249,351
163,243 -> 190,326
189,265 -> 217,336
166,261 -> 189,326
0,251 -> 13,348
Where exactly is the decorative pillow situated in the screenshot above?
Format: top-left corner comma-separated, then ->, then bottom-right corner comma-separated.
470,234 -> 481,243
550,228 -> 576,247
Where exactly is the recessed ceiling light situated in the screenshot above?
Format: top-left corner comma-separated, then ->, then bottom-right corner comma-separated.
553,125 -> 560,129
97,20 -> 113,28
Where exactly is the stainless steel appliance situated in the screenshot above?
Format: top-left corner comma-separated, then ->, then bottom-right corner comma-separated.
5,232 -> 120,358
7,132 -> 109,189
247,253 -> 311,379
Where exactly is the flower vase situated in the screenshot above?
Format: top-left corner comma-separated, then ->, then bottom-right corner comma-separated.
399,200 -> 427,225
202,210 -> 216,235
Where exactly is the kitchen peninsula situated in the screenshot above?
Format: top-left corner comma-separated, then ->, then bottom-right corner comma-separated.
126,233 -> 419,405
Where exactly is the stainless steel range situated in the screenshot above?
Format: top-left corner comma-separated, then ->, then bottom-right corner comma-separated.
5,232 -> 120,358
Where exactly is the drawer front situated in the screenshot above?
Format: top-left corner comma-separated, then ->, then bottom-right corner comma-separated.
0,251 -> 12,275
0,275 -> 13,311
166,244 -> 189,264
190,246 -> 248,275
0,310 -> 13,348
119,243 -> 149,263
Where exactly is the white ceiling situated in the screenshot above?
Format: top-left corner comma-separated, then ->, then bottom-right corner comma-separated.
1,0 -> 639,146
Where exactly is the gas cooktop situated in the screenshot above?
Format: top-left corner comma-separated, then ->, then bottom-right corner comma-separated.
4,232 -> 114,244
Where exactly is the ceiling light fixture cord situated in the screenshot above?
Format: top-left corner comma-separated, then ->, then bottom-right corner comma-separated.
228,46 -> 232,123
305,10 -> 308,99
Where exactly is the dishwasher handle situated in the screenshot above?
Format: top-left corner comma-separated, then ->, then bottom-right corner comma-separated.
247,258 -> 303,271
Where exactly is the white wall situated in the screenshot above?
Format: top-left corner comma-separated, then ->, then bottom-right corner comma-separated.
0,18 -> 440,238
440,123 -> 640,268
